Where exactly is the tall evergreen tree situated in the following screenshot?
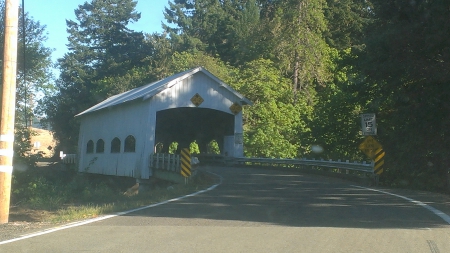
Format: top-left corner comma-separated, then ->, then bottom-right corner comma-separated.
356,0 -> 450,190
42,0 -> 153,151
324,0 -> 373,50
0,3 -> 53,164
270,0 -> 331,99
0,4 -> 53,126
164,0 -> 262,65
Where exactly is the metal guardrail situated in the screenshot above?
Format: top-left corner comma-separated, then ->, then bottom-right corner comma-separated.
195,154 -> 227,164
233,157 -> 374,174
190,154 -> 374,174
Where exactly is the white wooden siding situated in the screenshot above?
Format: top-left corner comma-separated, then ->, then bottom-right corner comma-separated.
78,70 -> 247,179
150,73 -> 240,113
78,101 -> 153,178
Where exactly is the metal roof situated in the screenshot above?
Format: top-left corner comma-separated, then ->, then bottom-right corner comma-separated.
75,67 -> 252,117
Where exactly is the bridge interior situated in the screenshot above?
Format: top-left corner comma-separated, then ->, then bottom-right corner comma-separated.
155,108 -> 234,154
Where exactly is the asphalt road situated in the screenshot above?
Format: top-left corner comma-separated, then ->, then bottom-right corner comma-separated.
1,166 -> 450,252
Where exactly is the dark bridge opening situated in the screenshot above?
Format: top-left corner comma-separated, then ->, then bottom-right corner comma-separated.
155,108 -> 234,153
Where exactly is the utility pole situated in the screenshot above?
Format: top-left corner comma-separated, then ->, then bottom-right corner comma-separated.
0,0 -> 19,224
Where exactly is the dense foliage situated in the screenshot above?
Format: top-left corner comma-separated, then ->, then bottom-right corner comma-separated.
40,0 -> 154,152
0,3 -> 53,166
354,0 -> 450,190
32,0 -> 449,191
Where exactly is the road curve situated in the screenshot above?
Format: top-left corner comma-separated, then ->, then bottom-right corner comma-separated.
1,166 -> 449,252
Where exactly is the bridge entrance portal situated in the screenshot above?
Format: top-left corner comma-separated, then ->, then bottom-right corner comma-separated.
155,108 -> 234,154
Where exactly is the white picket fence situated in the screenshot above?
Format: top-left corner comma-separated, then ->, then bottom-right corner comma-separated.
149,153 -> 181,172
60,151 -> 77,164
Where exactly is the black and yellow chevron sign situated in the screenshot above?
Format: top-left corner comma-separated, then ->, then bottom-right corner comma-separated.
181,148 -> 191,178
359,136 -> 385,175
373,148 -> 385,175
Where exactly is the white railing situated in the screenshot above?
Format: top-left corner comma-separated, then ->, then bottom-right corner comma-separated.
61,153 -> 77,164
149,153 -> 181,172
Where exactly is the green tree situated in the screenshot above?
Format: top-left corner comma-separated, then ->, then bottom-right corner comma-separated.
234,59 -> 312,158
41,0 -> 153,151
310,49 -> 364,160
355,0 -> 450,190
168,141 -> 179,154
146,32 -> 176,80
189,140 -> 200,154
207,140 -> 220,154
169,51 -> 235,82
270,0 -> 331,100
164,0 -> 263,66
323,0 -> 373,50
0,4 -> 53,164
0,4 -> 53,126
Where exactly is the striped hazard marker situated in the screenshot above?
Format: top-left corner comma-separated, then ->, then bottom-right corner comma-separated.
373,148 -> 385,175
180,148 -> 191,178
359,136 -> 385,175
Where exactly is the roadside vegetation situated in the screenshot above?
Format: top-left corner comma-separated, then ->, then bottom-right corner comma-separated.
10,165 -> 215,223
1,0 -> 448,195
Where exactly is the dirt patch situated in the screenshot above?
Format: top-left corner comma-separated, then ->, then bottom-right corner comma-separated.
9,206 -> 56,223
0,207 -> 59,242
29,127 -> 57,158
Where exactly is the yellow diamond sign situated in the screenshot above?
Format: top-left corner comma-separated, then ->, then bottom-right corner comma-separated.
359,136 -> 382,159
190,93 -> 204,107
229,103 -> 242,115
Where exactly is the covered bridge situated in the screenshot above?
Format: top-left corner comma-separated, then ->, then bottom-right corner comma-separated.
75,67 -> 252,179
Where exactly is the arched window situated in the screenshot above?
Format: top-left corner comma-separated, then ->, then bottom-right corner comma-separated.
86,140 -> 94,154
96,139 -> 105,153
124,135 -> 136,152
111,137 -> 121,153
154,142 -> 164,153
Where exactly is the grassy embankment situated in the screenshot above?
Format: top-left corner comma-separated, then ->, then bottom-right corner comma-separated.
10,164 -> 215,223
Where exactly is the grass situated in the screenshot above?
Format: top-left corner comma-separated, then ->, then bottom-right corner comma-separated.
28,127 -> 58,158
10,166 -> 216,224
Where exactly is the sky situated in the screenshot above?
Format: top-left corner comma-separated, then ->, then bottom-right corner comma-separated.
25,0 -> 169,64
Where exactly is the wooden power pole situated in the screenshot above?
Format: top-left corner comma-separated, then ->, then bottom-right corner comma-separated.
0,0 -> 19,224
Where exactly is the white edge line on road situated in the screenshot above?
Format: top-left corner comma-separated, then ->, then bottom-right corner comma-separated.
0,171 -> 223,246
351,185 -> 450,225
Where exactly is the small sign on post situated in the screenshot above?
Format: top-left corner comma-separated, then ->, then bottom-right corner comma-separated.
361,113 -> 377,136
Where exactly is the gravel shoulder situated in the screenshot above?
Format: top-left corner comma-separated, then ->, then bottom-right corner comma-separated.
0,208 -> 62,242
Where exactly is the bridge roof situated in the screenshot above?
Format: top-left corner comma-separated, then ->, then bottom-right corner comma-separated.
75,67 -> 252,117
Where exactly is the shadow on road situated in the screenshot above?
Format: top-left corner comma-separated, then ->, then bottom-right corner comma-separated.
123,166 -> 450,229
